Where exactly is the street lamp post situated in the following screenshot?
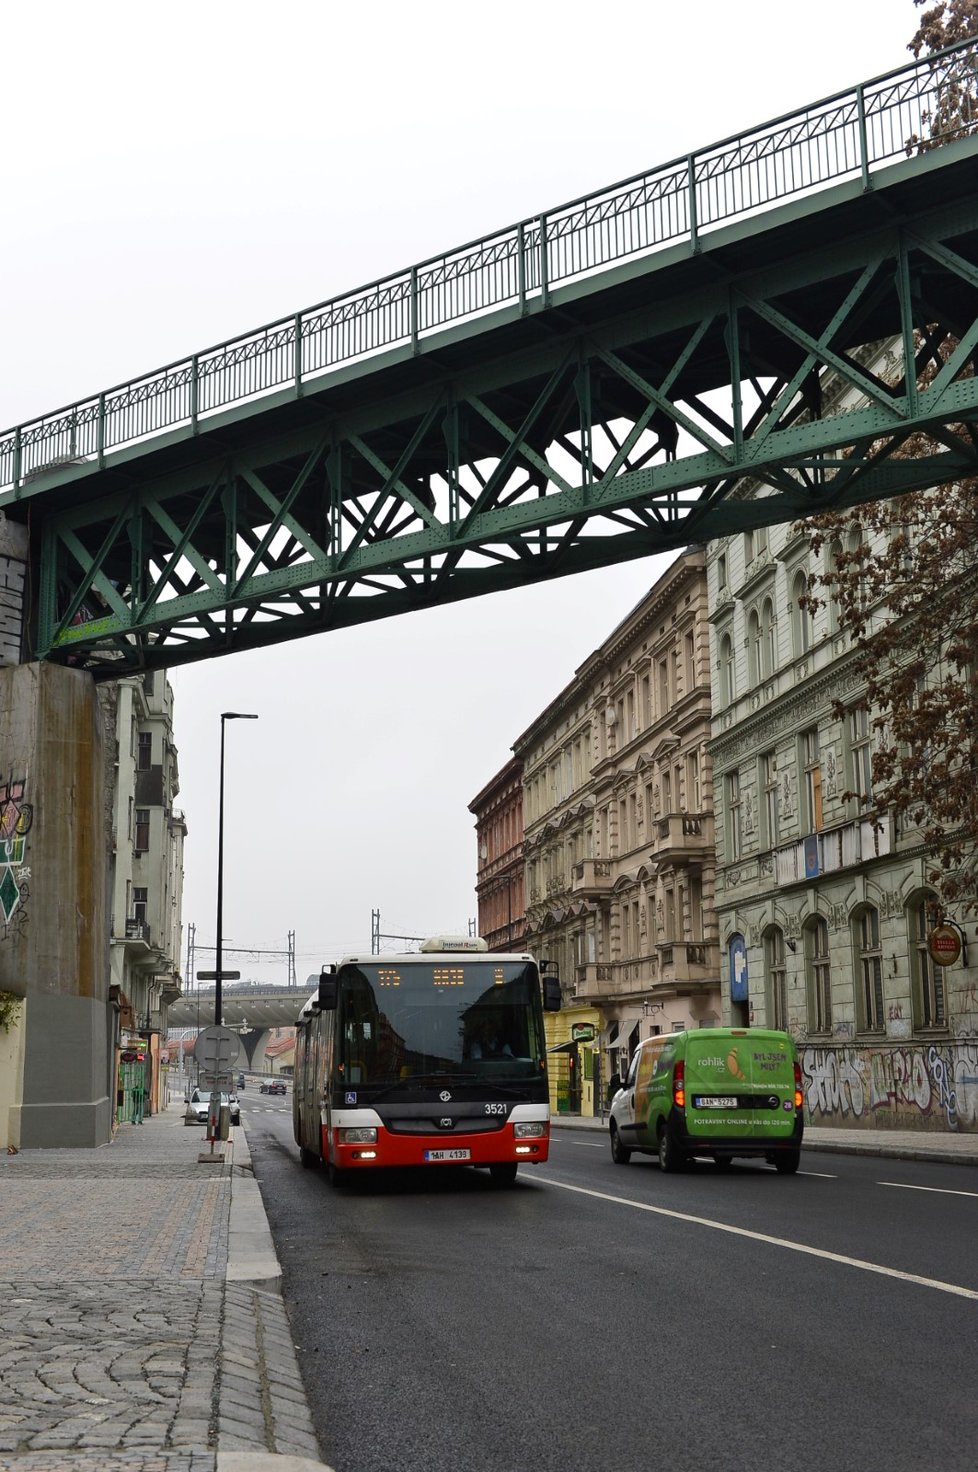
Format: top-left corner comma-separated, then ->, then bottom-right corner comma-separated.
215,712 -> 258,1027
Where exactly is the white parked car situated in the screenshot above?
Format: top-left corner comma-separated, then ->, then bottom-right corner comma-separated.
184,1087 -> 240,1127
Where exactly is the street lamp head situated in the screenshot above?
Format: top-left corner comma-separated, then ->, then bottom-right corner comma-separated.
221,712 -> 259,721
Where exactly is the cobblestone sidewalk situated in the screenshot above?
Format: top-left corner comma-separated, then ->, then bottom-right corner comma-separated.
0,1108 -> 330,1472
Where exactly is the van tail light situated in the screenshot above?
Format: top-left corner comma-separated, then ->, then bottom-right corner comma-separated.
793,1061 -> 803,1110
674,1059 -> 686,1110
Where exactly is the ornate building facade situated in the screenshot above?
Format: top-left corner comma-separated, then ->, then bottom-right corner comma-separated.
469,756 -> 526,955
707,504 -> 978,1133
104,671 -> 187,1124
507,548 -> 720,1113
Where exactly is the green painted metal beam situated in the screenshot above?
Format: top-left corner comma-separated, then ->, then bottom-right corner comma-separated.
5,40 -> 978,677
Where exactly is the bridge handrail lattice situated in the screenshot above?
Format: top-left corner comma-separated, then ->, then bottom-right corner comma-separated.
2,37 -> 975,495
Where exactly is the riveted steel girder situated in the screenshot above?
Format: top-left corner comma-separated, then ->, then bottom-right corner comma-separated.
23,148 -> 978,676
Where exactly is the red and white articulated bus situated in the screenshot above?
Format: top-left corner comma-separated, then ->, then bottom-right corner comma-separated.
293,935 -> 561,1185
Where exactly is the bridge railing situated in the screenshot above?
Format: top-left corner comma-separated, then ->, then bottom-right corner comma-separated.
2,37 -> 975,496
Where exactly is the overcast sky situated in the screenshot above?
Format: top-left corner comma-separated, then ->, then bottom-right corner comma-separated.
2,1 -> 922,983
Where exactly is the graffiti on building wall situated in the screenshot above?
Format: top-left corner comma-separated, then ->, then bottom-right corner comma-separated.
802,1042 -> 978,1132
0,775 -> 32,937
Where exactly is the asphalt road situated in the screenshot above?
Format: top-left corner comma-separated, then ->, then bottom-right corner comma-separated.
241,1093 -> 978,1472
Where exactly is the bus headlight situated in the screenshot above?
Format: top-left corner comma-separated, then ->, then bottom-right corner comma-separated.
514,1122 -> 546,1139
340,1127 -> 378,1144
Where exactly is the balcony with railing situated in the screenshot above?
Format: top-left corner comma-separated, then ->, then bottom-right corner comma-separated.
651,812 -> 713,867
572,963 -> 615,1002
574,954 -> 658,1000
571,859 -> 613,899
657,941 -> 712,986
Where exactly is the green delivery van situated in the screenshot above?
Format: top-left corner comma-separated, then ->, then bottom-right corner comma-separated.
608,1027 -> 804,1174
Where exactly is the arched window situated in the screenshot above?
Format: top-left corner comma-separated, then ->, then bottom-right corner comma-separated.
761,597 -> 776,678
806,916 -> 832,1032
747,609 -> 761,685
909,894 -> 946,1029
719,632 -> 735,706
792,571 -> 812,657
854,906 -> 883,1032
764,926 -> 787,1031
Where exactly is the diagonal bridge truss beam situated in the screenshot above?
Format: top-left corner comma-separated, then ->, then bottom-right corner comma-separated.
31,183 -> 978,677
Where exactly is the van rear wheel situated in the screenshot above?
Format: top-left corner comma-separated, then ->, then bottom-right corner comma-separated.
774,1150 -> 801,1175
657,1122 -> 685,1173
610,1122 -> 631,1165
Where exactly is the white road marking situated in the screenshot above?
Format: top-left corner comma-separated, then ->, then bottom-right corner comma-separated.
798,1170 -> 837,1178
540,1176 -> 978,1300
878,1181 -> 978,1200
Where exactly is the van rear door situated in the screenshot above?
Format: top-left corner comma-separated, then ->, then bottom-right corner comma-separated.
684,1031 -> 797,1145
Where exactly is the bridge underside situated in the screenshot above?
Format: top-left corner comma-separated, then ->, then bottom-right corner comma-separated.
168,990 -> 307,1071
13,141 -> 978,677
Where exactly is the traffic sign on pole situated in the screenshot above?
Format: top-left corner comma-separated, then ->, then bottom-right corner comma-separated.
194,1025 -> 239,1071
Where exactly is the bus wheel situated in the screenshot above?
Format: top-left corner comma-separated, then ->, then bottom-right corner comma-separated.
489,1162 -> 518,1185
610,1122 -> 631,1165
299,1146 -> 318,1170
327,1161 -> 350,1187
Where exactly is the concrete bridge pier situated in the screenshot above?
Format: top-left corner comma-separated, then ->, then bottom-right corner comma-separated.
0,661 -> 112,1148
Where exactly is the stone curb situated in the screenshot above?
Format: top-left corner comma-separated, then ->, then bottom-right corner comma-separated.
224,1126 -> 334,1472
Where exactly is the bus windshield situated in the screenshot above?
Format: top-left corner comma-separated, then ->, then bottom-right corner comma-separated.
335,959 -> 545,1087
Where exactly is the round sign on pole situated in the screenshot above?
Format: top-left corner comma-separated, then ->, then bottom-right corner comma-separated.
194,1025 -> 238,1071
928,924 -> 962,967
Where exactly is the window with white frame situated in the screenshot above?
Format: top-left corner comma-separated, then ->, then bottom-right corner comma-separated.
748,609 -> 761,686
827,538 -> 843,633
802,728 -> 822,832
727,770 -> 742,862
765,927 -> 787,1031
856,907 -> 884,1031
686,749 -> 701,812
762,750 -> 779,848
849,706 -> 873,805
792,571 -> 812,657
761,597 -> 776,679
720,632 -> 735,706
910,898 -> 946,1029
807,916 -> 832,1032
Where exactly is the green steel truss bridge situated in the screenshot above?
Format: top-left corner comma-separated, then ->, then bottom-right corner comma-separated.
3,39 -> 978,678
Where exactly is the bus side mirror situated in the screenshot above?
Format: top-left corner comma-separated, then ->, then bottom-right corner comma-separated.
317,969 -> 338,1011
543,975 -> 561,1012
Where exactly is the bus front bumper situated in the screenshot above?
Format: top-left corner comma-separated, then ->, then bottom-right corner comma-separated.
330,1121 -> 551,1170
